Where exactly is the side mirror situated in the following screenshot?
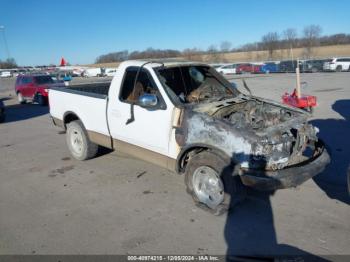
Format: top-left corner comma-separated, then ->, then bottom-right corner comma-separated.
138,93 -> 158,108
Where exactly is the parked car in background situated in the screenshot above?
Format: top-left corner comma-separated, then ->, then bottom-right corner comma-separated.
301,59 -> 331,73
260,62 -> 279,74
278,60 -> 302,73
51,72 -> 73,83
216,64 -> 238,75
15,74 -> 64,105
251,64 -> 263,74
236,63 -> 254,74
0,71 -> 12,78
105,68 -> 118,77
0,100 -> 5,123
323,57 -> 350,72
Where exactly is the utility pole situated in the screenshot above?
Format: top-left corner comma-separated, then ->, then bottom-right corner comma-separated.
0,25 -> 11,59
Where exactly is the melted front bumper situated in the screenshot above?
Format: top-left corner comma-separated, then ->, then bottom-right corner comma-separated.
238,140 -> 330,191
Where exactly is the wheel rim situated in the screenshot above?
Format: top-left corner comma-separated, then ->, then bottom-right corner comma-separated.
70,127 -> 84,155
192,166 -> 224,209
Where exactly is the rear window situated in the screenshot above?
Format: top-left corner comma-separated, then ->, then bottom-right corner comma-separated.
34,75 -> 54,84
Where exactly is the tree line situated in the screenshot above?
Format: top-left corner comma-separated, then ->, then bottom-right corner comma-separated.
0,58 -> 17,69
96,25 -> 350,63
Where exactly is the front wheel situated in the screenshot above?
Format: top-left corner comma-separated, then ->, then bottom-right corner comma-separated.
185,151 -> 246,215
66,120 -> 98,160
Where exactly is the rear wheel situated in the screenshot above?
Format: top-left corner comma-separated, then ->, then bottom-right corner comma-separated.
66,120 -> 98,160
0,110 -> 5,123
36,94 -> 47,106
17,92 -> 26,104
185,151 -> 246,215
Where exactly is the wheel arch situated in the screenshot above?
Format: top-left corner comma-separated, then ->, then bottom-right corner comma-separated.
63,111 -> 80,130
176,143 -> 232,174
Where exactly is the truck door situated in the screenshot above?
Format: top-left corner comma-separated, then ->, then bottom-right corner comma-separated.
108,66 -> 174,159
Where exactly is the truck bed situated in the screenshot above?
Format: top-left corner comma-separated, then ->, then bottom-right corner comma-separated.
49,81 -> 111,138
58,82 -> 111,98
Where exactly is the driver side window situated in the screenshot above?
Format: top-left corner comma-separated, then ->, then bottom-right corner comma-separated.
119,67 -> 158,104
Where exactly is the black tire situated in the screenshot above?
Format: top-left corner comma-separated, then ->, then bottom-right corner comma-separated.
36,93 -> 47,106
336,65 -> 342,72
347,166 -> 350,195
66,120 -> 98,160
185,150 -> 246,215
17,92 -> 26,104
0,112 -> 5,123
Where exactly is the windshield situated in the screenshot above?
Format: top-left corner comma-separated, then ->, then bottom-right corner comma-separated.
157,65 -> 238,104
34,75 -> 54,84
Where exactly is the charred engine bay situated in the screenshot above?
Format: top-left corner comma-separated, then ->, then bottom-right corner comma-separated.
211,98 -> 301,131
192,96 -> 320,170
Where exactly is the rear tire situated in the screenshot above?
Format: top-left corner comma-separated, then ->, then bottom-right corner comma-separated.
185,150 -> 246,215
0,111 -> 5,123
66,120 -> 98,160
36,94 -> 47,106
17,92 -> 26,104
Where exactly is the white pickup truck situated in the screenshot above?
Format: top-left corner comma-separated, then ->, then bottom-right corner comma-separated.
49,60 -> 330,214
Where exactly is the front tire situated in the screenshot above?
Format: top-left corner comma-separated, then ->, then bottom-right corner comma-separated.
185,151 -> 246,215
66,120 -> 98,160
336,65 -> 342,72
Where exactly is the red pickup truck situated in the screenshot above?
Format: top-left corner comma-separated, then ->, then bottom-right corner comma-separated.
15,74 -> 63,105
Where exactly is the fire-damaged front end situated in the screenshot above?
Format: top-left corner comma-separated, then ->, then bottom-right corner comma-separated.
176,94 -> 330,191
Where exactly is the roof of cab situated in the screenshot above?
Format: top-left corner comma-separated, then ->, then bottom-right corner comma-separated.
119,59 -> 208,69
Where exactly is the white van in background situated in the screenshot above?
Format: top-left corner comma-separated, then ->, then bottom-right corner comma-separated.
83,68 -> 102,77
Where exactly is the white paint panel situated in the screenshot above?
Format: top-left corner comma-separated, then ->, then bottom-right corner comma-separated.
49,89 -> 109,136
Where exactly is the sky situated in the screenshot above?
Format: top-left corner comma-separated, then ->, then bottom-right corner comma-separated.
0,0 -> 349,66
